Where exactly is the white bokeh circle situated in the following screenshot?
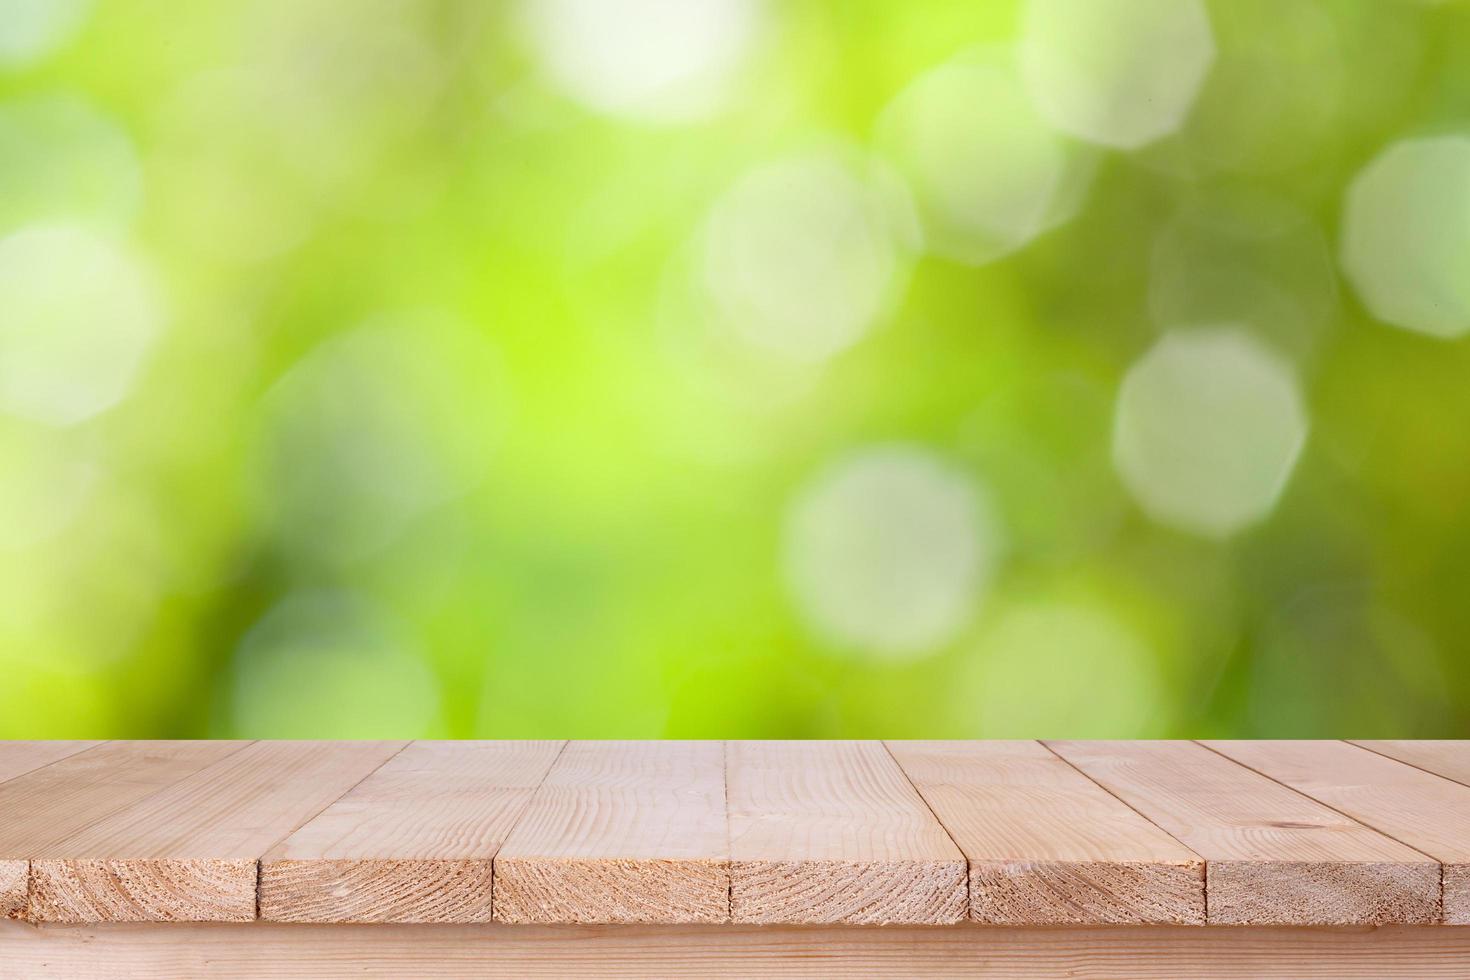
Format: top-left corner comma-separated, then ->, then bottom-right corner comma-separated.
520,0 -> 762,123
1020,0 -> 1215,150
0,0 -> 93,67
0,223 -> 164,427
1111,329 -> 1311,537
702,148 -> 911,364
784,445 -> 998,660
1113,327 -> 1308,538
877,50 -> 1094,265
1341,135 -> 1470,339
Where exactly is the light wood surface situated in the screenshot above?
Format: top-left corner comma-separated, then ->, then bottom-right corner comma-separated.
726,740 -> 966,924
0,741 -> 249,920
5,739 -> 1470,933
493,741 -> 729,924
6,921 -> 1470,979
1354,741 -> 1470,788
888,740 -> 1204,924
1046,740 -> 1441,925
261,741 -> 564,923
1205,740 -> 1470,925
0,742 -> 101,786
28,741 -> 404,923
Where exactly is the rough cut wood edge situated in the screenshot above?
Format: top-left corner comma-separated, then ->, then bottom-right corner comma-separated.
1,860 -> 25,919
259,859 -> 494,924
493,857 -> 728,924
6,922 -> 1470,980
1206,861 -> 1442,926
970,860 -> 1204,926
27,859 -> 257,923
1447,865 -> 1470,926
729,859 -> 967,925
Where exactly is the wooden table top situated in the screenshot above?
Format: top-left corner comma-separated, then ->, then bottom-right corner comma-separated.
1,740 -> 1467,928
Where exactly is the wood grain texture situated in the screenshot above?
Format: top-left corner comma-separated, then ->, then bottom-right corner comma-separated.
493,741 -> 728,924
0,743 -> 102,786
6,921 -> 1470,979
1047,741 -> 1440,925
1205,740 -> 1470,924
726,741 -> 966,925
888,741 -> 1204,925
1353,741 -> 1470,788
261,741 -> 563,923
0,741 -> 249,921
28,741 -> 404,923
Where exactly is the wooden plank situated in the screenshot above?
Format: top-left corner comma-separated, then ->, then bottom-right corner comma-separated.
888,740 -> 1204,924
0,740 -> 101,907
6,922 -> 1470,980
0,741 -> 249,920
0,742 -> 102,786
492,741 -> 728,924
1205,740 -> 1470,925
261,741 -> 563,923
1046,740 -> 1441,925
726,740 -> 966,925
1353,741 -> 1470,788
28,741 -> 405,923
0,743 -> 97,915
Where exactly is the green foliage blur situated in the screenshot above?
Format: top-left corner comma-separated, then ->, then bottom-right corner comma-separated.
2,0 -> 1469,739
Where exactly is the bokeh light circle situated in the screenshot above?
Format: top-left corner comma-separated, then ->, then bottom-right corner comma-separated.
0,0 -> 92,67
521,0 -> 762,124
702,148 -> 911,363
1341,135 -> 1470,339
784,445 -> 998,660
1020,0 -> 1215,150
876,50 -> 1094,265
0,223 -> 164,427
1113,327 -> 1308,538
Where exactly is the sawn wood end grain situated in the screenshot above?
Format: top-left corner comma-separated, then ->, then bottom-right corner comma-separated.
729,858 -> 967,925
0,860 -> 25,920
970,858 -> 1205,925
259,859 -> 494,924
493,856 -> 729,924
28,858 -> 257,923
1206,860 -> 1441,926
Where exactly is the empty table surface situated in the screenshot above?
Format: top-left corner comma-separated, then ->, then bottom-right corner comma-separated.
2,740 -> 1468,926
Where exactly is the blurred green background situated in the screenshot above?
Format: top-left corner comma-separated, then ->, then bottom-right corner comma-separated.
2,0 -> 1468,739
